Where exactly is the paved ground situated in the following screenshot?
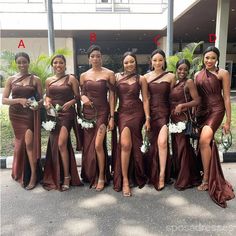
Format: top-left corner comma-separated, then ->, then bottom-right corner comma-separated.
1,164 -> 236,236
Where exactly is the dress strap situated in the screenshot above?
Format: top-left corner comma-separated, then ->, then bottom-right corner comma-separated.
149,72 -> 168,84
12,73 -> 31,85
116,72 -> 137,85
49,74 -> 69,86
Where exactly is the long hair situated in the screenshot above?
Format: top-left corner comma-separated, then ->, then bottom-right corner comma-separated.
150,48 -> 167,71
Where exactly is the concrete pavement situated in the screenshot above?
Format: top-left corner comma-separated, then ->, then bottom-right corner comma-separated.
1,164 -> 236,236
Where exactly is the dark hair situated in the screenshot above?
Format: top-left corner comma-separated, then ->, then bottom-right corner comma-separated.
87,44 -> 102,58
50,54 -> 66,66
122,51 -> 138,73
176,59 -> 191,71
15,52 -> 30,63
202,46 -> 220,70
150,48 -> 167,70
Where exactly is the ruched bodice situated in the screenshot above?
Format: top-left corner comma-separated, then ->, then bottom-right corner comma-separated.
195,69 -> 224,132
113,74 -> 146,191
81,79 -> 111,187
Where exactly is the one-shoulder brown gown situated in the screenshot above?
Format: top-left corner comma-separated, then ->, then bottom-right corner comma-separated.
169,80 -> 201,190
80,79 -> 111,187
9,75 -> 42,187
43,76 -> 82,190
195,69 -> 235,207
145,73 -> 172,190
113,75 -> 146,192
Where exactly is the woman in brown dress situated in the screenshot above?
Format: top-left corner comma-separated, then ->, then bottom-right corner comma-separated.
195,46 -> 234,207
79,45 -> 115,191
169,59 -> 201,190
43,54 -> 83,191
113,52 -> 150,197
144,49 -> 175,191
2,52 -> 43,190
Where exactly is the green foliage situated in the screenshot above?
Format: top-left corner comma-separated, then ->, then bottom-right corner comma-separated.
0,48 -> 72,88
167,41 -> 204,79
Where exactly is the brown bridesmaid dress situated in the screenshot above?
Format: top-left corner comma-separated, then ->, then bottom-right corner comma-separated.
169,80 -> 201,190
145,72 -> 172,190
113,74 -> 146,192
9,74 -> 42,187
80,79 -> 111,187
195,69 -> 235,207
43,75 -> 83,190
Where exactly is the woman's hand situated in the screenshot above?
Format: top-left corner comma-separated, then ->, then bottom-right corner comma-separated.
222,122 -> 230,134
81,95 -> 92,106
18,98 -> 30,108
174,104 -> 183,115
107,117 -> 114,131
144,119 -> 151,131
62,100 -> 75,111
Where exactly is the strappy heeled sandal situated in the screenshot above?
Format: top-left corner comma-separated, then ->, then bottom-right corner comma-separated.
197,180 -> 208,191
122,184 -> 132,197
62,176 -> 71,191
96,179 -> 105,192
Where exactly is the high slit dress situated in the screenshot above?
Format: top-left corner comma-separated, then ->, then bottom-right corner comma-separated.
42,75 -> 83,191
195,69 -> 235,208
145,72 -> 172,190
9,74 -> 42,187
113,74 -> 146,192
169,79 -> 201,190
80,79 -> 111,187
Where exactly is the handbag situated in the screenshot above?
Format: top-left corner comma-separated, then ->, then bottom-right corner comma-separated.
183,87 -> 200,139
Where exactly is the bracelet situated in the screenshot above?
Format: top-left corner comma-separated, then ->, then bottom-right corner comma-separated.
146,116 -> 151,120
110,115 -> 114,119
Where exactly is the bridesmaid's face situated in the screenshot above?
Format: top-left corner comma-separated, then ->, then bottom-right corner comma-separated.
176,63 -> 189,80
151,53 -> 164,71
89,50 -> 102,67
123,55 -> 136,73
204,51 -> 218,70
16,56 -> 29,73
52,57 -> 66,74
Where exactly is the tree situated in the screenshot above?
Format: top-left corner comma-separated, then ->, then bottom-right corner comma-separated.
167,41 -> 204,79
0,48 -> 72,88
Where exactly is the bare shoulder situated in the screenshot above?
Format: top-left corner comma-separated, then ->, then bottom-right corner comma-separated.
194,71 -> 201,77
167,72 -> 175,79
102,67 -> 115,76
218,68 -> 229,78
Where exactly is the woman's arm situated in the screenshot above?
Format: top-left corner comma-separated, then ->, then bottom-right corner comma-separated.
107,71 -> 116,131
174,79 -> 201,114
140,76 -> 150,131
221,69 -> 231,134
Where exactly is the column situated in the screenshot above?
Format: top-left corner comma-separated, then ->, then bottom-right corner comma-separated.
215,0 -> 230,69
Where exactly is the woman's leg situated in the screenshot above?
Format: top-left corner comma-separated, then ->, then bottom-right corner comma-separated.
198,125 -> 213,190
94,124 -> 107,191
58,126 -> 70,188
25,129 -> 37,189
120,127 -> 132,196
157,125 -> 168,190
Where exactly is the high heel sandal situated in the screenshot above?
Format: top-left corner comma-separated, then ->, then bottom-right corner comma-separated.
157,176 -> 165,191
96,179 -> 105,192
62,176 -> 71,191
25,183 -> 36,190
197,180 -> 208,191
122,184 -> 132,197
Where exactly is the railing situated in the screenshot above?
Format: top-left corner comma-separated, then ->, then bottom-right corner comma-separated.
0,0 -> 168,14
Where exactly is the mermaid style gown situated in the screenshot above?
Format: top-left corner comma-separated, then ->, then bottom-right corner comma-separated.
9,74 -> 42,187
113,74 -> 146,192
146,72 -> 172,190
195,69 -> 235,207
43,75 -> 83,190
80,79 -> 111,187
169,80 -> 201,190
